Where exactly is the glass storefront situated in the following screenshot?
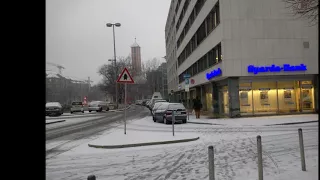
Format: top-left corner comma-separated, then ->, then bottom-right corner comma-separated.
277,81 -> 298,113
238,80 -> 315,116
252,81 -> 278,115
239,82 -> 253,115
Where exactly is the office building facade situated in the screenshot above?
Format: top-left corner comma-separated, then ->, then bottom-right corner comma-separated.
165,0 -> 318,117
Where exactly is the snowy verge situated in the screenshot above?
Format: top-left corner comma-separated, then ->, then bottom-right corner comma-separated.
187,114 -> 318,126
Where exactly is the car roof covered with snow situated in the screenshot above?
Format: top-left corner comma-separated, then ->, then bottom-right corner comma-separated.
46,102 -> 62,107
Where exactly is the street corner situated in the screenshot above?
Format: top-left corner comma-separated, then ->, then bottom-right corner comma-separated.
87,129 -> 200,149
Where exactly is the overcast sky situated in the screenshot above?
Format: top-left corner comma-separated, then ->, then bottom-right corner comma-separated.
46,0 -> 170,85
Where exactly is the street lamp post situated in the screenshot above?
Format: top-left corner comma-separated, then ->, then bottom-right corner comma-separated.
106,22 -> 121,109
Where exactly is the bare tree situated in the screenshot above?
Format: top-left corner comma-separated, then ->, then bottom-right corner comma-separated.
145,58 -> 161,72
284,0 -> 319,25
97,56 -> 132,103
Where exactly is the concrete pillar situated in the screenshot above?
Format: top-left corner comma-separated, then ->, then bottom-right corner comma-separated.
227,77 -> 240,118
212,82 -> 219,116
314,75 -> 318,113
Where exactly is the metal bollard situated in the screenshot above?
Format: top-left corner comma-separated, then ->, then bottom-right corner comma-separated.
87,175 -> 96,180
257,135 -> 263,180
298,128 -> 306,171
172,110 -> 175,136
208,146 -> 215,180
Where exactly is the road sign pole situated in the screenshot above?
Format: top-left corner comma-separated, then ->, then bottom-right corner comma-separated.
124,83 -> 127,135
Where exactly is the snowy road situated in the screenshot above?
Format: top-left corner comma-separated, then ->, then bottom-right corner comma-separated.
46,105 -> 150,158
46,114 -> 318,180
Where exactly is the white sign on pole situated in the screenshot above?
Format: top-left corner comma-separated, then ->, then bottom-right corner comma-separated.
117,67 -> 134,135
185,84 -> 190,92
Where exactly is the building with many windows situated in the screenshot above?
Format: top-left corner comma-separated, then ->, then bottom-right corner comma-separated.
165,0 -> 318,117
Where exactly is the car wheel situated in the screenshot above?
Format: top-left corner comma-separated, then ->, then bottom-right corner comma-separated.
82,111 -> 84,113
70,111 -> 73,114
183,119 -> 187,124
106,108 -> 109,111
89,110 -> 91,112
163,117 -> 170,124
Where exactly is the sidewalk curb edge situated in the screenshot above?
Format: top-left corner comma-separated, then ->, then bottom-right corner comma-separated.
88,137 -> 200,149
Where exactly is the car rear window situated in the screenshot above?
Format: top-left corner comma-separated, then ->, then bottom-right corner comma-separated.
72,102 -> 83,105
168,104 -> 185,110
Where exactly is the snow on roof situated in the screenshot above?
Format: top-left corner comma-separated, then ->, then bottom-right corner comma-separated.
46,73 -> 59,78
46,102 -> 62,107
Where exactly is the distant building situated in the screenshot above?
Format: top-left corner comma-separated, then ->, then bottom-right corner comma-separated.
46,73 -> 90,104
131,38 -> 142,75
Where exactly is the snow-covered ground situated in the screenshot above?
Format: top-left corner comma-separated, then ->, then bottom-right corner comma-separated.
46,114 -> 318,180
46,115 -> 108,130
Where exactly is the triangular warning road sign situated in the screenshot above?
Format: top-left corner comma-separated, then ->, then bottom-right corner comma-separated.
117,67 -> 134,83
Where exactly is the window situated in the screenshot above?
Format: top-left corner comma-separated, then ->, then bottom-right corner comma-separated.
192,62 -> 198,75
215,3 -> 220,25
206,10 -> 214,34
217,44 -> 222,62
196,22 -> 206,44
208,48 -> 215,66
195,0 -> 205,15
177,1 -> 220,68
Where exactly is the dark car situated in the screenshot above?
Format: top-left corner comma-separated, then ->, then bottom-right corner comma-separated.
46,102 -> 63,116
153,103 -> 187,124
142,99 -> 150,106
151,102 -> 169,120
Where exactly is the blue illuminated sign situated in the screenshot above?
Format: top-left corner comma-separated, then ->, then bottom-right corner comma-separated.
183,74 -> 191,79
247,64 -> 307,75
206,68 -> 222,80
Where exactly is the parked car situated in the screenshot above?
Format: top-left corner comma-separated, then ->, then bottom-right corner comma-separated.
46,102 -> 63,116
151,102 -> 169,120
70,101 -> 84,113
153,103 -> 187,124
142,99 -> 150,106
149,99 -> 167,111
88,101 -> 109,112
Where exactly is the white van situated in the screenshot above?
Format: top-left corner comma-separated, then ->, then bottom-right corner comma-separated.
147,92 -> 163,109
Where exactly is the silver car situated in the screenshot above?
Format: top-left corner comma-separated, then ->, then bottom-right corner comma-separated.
153,103 -> 187,124
46,102 -> 63,116
70,101 -> 84,113
88,101 -> 109,112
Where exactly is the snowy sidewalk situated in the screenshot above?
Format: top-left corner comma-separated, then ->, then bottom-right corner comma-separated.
187,114 -> 318,126
87,116 -> 199,149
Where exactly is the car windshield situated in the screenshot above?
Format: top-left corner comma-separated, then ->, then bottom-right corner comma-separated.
72,102 -> 82,105
154,102 -> 168,109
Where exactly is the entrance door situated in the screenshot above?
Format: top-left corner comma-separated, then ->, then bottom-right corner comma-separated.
301,87 -> 314,112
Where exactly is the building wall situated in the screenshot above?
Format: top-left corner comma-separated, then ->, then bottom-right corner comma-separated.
221,0 -> 318,77
176,0 -> 318,89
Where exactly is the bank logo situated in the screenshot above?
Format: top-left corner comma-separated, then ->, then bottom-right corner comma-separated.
247,64 -> 307,75
206,68 -> 222,80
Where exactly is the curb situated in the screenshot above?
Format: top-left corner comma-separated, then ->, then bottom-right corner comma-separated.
264,120 -> 318,126
187,121 -> 222,125
88,137 -> 200,149
46,120 -> 66,125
